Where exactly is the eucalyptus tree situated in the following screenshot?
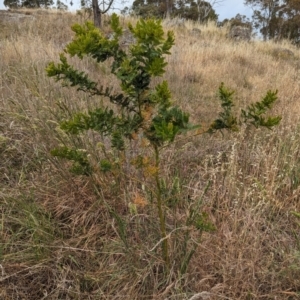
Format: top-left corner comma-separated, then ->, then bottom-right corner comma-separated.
245,0 -> 300,42
81,0 -> 115,28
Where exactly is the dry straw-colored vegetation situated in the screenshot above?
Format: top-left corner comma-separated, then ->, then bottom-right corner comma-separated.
1,9 -> 300,299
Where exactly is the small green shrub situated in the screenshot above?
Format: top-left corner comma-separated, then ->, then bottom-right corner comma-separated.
46,13 -> 281,272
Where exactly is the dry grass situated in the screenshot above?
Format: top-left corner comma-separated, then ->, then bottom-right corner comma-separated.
1,9 -> 300,299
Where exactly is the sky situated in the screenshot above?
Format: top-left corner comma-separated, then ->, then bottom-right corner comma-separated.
216,0 -> 252,20
0,0 -> 252,21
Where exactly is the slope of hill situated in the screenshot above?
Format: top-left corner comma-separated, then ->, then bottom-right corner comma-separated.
1,10 -> 300,299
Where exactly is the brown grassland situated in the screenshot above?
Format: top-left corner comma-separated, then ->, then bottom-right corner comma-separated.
1,9 -> 300,299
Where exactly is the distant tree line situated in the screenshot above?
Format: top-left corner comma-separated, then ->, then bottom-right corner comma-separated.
244,0 -> 300,44
4,0 -> 300,45
4,0 -> 70,9
4,0 -> 54,8
130,0 -> 218,23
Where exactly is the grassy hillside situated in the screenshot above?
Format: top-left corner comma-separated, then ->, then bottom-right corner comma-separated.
1,9 -> 300,299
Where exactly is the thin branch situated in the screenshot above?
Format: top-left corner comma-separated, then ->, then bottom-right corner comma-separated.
149,226 -> 189,252
102,0 -> 114,13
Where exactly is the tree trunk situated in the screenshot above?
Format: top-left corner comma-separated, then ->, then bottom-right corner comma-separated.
92,0 -> 101,28
166,0 -> 170,17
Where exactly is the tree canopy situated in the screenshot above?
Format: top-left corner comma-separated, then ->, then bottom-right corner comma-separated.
131,0 -> 218,23
220,13 -> 252,29
245,0 -> 300,43
4,0 -> 53,8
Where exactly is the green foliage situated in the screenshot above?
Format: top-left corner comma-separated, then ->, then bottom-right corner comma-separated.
210,83 -> 281,133
242,90 -> 281,128
46,13 -> 280,273
149,106 -> 190,145
46,14 -> 179,153
99,159 -> 112,172
209,83 -> 238,133
50,146 -> 91,175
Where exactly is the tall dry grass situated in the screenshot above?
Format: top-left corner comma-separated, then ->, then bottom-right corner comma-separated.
1,10 -> 300,299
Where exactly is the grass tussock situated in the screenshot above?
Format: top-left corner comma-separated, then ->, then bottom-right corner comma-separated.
1,9 -> 300,299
